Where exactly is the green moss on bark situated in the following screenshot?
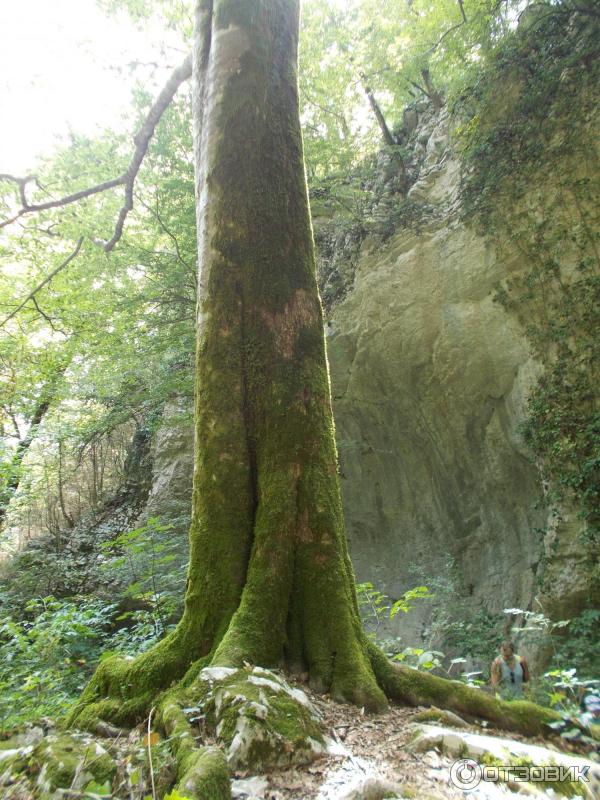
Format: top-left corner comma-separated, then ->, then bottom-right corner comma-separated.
177,747 -> 231,800
159,687 -> 231,800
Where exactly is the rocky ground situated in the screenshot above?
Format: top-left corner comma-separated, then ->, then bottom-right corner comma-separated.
2,667 -> 598,800
252,692 -> 598,800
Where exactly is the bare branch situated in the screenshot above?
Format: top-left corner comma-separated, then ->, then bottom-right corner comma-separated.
300,88 -> 351,139
105,53 -> 192,251
31,296 -> 70,336
7,409 -> 21,440
0,173 -> 36,207
0,54 -> 192,251
137,194 -> 195,272
420,68 -> 444,110
0,175 -> 126,231
426,21 -> 465,55
0,237 -> 84,328
407,78 -> 427,96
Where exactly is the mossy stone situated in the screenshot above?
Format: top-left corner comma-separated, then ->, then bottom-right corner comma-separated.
194,666 -> 326,770
30,733 -> 116,795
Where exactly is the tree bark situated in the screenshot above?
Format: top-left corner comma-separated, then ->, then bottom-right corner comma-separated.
67,0 -> 559,748
358,70 -> 408,188
420,68 -> 444,111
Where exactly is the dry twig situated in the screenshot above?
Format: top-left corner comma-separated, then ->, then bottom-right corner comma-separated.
147,706 -> 157,800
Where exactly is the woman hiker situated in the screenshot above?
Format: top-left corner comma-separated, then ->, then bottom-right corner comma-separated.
491,641 -> 531,699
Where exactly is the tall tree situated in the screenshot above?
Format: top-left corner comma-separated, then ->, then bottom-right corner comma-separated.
70,0 -> 386,718
66,0 -> 559,755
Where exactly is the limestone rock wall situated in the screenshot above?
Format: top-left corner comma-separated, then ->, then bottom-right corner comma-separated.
139,397 -> 194,527
326,115 -> 546,623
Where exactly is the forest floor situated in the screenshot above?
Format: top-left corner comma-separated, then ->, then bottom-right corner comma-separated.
258,698 -> 455,799
3,677 -> 597,800
228,679 -> 597,800
252,696 -> 549,799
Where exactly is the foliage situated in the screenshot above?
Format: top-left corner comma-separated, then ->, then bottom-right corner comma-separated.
541,668 -> 600,750
0,0 -> 598,737
0,596 -> 114,729
356,581 -> 432,636
356,581 -> 390,632
392,646 -> 445,672
2,0 -> 579,546
0,516 -> 186,730
504,604 -> 570,653
389,585 -> 432,618
360,557 -> 514,683
357,581 -> 457,676
504,606 -> 600,710
0,589 -> 177,731
0,87 -> 196,541
299,0 -> 541,179
546,711 -> 599,751
407,558 -> 505,671
550,609 -> 600,681
543,668 -> 598,709
357,575 -> 493,681
457,3 -> 600,535
99,517 -> 186,646
164,791 -> 193,800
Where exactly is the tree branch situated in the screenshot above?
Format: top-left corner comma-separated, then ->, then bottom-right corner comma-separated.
420,68 -> 444,110
30,296 -> 70,336
0,54 -> 192,251
426,21 -> 465,55
6,409 -> 21,440
137,194 -> 195,273
0,173 -> 37,207
0,237 -> 84,328
0,176 -> 126,231
300,88 -> 351,139
104,53 -> 192,252
358,71 -> 397,148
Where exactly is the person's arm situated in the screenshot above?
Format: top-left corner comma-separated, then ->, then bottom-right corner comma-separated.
490,658 -> 501,688
520,656 -> 530,683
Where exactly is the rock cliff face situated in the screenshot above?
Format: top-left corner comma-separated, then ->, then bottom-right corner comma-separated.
326,112 -> 546,633
138,397 -> 193,528
142,107 -> 597,646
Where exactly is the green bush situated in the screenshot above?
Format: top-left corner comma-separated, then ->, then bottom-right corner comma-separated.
551,609 -> 600,681
0,597 -> 114,730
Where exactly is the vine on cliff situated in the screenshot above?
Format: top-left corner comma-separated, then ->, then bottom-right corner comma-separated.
457,4 -> 600,538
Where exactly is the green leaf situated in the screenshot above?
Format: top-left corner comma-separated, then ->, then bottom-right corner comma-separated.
83,779 -> 112,797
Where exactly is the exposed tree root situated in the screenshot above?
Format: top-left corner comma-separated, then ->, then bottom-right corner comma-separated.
66,635 -> 560,743
161,695 -> 230,800
368,641 -> 560,737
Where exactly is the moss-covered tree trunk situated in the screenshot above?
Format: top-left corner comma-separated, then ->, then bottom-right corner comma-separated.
68,0 -> 559,747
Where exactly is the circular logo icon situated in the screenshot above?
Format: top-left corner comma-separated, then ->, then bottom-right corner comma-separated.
450,758 -> 482,790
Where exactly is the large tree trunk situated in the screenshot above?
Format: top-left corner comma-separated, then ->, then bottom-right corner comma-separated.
67,0 -> 558,758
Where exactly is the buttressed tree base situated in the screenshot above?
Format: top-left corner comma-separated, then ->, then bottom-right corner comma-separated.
67,0 -> 559,789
